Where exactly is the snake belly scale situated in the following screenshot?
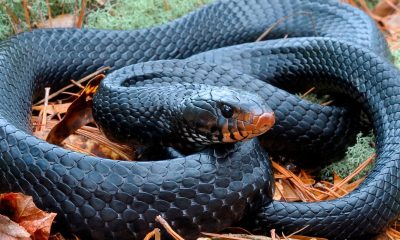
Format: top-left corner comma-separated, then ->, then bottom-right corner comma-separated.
0,0 -> 398,239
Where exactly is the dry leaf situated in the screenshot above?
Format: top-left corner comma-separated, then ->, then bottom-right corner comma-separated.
0,214 -> 30,240
372,0 -> 400,17
0,192 -> 56,240
46,74 -> 104,145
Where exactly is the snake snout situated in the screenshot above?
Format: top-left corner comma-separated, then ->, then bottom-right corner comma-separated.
254,112 -> 275,133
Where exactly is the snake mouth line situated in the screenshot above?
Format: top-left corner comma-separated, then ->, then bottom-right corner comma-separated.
222,112 -> 275,142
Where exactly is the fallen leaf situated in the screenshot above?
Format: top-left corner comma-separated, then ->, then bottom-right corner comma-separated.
0,192 -> 56,240
0,214 -> 30,240
46,74 -> 104,145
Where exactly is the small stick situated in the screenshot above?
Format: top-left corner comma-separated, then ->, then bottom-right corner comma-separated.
22,0 -> 31,30
300,87 -> 316,98
271,229 -> 277,240
286,225 -> 310,238
70,79 -> 85,89
61,92 -> 81,97
39,87 -> 51,131
76,0 -> 87,28
331,153 -> 376,191
321,100 -> 334,106
272,161 -> 319,201
256,12 -> 315,42
144,228 -> 161,240
201,232 -> 252,240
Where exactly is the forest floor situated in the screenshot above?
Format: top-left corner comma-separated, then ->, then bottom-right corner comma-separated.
0,0 -> 399,239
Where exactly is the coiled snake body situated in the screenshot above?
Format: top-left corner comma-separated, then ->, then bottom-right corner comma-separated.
0,0 -> 398,239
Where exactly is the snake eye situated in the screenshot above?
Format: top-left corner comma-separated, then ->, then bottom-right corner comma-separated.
221,104 -> 234,118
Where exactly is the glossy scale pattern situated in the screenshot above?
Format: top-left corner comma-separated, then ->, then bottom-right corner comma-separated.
0,0 -> 396,239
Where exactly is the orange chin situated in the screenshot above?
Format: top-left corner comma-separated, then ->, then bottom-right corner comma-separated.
222,112 -> 275,142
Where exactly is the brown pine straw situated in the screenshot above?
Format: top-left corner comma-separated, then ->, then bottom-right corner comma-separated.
144,228 -> 161,240
201,232 -> 252,240
273,153 -> 376,202
22,0 -> 31,30
300,87 -> 316,98
331,153 -> 376,191
272,161 -> 319,201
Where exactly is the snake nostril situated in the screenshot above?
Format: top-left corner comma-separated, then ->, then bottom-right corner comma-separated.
257,112 -> 275,130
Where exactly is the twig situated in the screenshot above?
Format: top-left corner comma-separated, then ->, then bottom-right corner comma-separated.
256,11 -> 315,42
22,0 -> 31,30
321,100 -> 334,106
272,161 -> 319,201
144,228 -> 161,240
271,229 -> 277,240
331,153 -> 376,191
201,232 -> 253,240
300,87 -> 316,98
286,225 -> 310,238
76,0 -> 87,28
70,79 -> 85,89
274,181 -> 288,201
39,88 -> 51,131
61,92 -> 81,97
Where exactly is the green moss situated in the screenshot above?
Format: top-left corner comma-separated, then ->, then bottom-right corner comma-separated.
85,0 -> 212,30
319,132 -> 375,181
0,0 -> 211,40
0,9 -> 12,40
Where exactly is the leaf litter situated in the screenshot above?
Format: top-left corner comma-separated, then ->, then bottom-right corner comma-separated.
0,0 -> 398,239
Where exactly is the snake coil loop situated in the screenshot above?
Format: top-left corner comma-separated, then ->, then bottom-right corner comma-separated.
0,0 -> 398,239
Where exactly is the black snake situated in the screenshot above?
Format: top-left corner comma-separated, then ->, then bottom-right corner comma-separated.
0,0 -> 398,239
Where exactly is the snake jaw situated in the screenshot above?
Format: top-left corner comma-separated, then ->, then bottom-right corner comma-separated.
222,111 -> 275,142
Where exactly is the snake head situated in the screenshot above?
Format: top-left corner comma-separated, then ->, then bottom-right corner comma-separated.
178,87 -> 275,145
